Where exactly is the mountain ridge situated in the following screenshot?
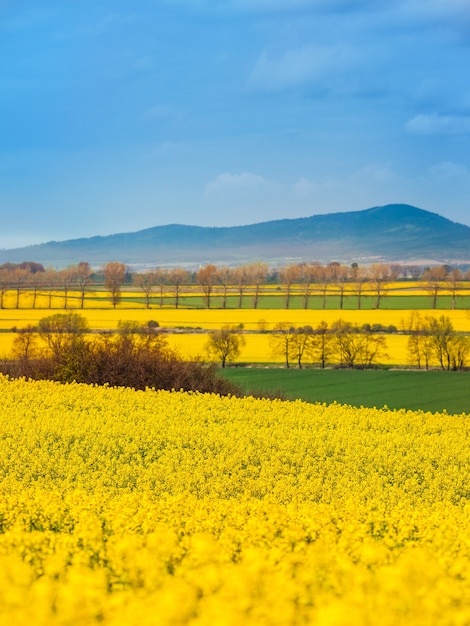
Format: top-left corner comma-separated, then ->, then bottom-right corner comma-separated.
1,204 -> 469,268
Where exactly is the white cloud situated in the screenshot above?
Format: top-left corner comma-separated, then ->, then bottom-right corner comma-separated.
248,44 -> 357,91
405,113 -> 470,136
349,164 -> 398,185
292,177 -> 317,194
205,171 -> 280,195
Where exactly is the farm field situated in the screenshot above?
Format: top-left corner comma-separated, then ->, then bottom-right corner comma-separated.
2,283 -> 470,312
220,368 -> 470,414
0,328 -> 445,367
1,305 -> 469,368
2,375 -> 470,625
167,333 -> 411,366
1,306 -> 470,331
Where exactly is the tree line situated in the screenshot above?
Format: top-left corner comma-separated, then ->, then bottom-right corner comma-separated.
206,315 -> 470,371
1,260 -> 470,310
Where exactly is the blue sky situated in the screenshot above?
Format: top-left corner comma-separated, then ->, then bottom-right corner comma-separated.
1,0 -> 470,249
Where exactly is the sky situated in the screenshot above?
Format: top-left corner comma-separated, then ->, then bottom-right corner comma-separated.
1,0 -> 470,249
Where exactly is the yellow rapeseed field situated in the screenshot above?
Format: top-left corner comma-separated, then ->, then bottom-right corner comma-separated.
1,375 -> 470,625
0,330 -> 418,366
1,307 -> 470,332
166,333 -> 410,365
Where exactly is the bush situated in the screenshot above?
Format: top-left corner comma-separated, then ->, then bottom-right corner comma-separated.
0,316 -> 241,396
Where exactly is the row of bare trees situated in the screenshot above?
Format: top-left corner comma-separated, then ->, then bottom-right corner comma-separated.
268,320 -> 389,369
0,262 -> 94,309
403,313 -> 470,370
1,260 -> 470,310
204,316 -> 470,371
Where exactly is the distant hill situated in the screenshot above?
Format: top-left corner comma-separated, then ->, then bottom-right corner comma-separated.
1,204 -> 470,268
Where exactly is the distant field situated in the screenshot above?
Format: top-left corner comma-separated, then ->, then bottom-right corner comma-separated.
1,307 -> 469,331
0,331 -> 414,366
2,283 -> 470,311
1,307 -> 469,367
220,368 -> 470,414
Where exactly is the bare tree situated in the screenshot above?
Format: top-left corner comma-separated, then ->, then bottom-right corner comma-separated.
404,312 -> 469,371
369,264 -> 391,309
104,262 -> 126,309
448,335 -> 470,371
402,311 -> 432,370
168,267 -> 190,309
446,268 -> 463,310
333,264 -> 350,310
133,271 -> 155,309
422,266 -> 448,309
76,262 -> 93,309
408,265 -> 423,280
154,268 -> 169,308
308,320 -> 334,369
216,266 -> 233,309
196,264 -> 218,309
330,319 -> 362,368
0,268 -> 12,309
329,319 -> 387,368
43,269 -> 60,309
26,270 -> 45,309
300,263 -> 317,310
350,263 -> 369,310
279,264 -> 301,309
11,268 -> 28,309
270,322 -> 296,368
427,315 -> 456,370
205,325 -> 245,368
289,326 -> 314,369
358,330 -> 388,367
11,325 -> 40,361
248,262 -> 268,309
312,264 -> 332,310
58,267 -> 76,309
233,265 -> 250,308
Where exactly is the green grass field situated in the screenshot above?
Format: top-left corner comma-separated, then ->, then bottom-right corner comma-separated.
220,368 -> 470,414
158,294 -> 470,310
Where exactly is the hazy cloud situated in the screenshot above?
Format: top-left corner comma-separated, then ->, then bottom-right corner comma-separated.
405,113 -> 470,136
405,0 -> 470,19
161,0 -> 377,15
349,164 -> 398,185
249,44 -> 357,91
205,171 -> 280,195
77,12 -> 137,37
427,161 -> 470,182
292,177 -> 317,194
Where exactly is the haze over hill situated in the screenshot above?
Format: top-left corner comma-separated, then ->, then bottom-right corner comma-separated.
1,204 -> 469,269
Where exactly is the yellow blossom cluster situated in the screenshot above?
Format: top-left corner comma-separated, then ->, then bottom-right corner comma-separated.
1,375 -> 470,624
